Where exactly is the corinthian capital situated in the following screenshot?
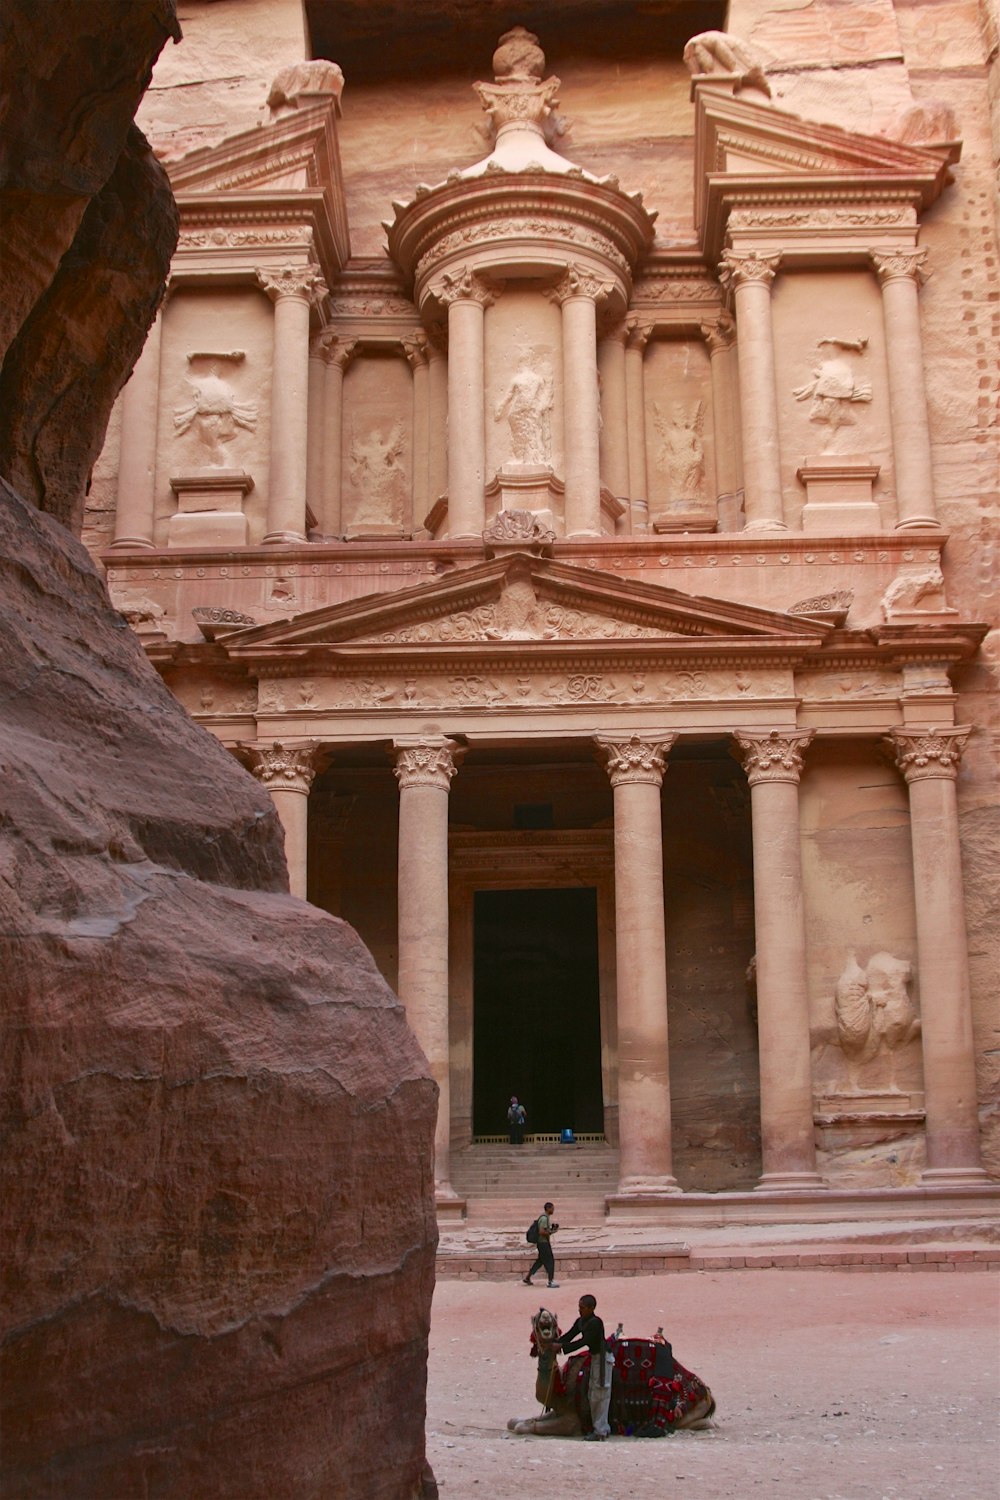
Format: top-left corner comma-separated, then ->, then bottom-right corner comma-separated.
547,264 -> 615,306
701,310 -> 736,354
734,728 -> 814,785
870,248 -> 929,287
401,331 -> 430,368
886,726 -> 970,783
595,733 -> 676,787
719,250 -> 781,290
429,266 -> 497,309
624,316 -> 654,352
393,737 -> 465,790
237,739 -> 325,794
257,263 -> 328,306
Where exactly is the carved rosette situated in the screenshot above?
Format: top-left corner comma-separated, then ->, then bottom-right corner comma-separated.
238,739 -> 324,794
886,726 -> 971,783
735,729 -> 814,785
870,248 -> 929,287
393,738 -> 465,791
429,265 -> 497,309
256,263 -> 328,307
719,251 -> 781,291
596,733 -> 676,787
547,264 -> 615,306
701,311 -> 736,355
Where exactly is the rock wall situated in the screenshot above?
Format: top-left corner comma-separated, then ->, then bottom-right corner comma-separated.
0,3 -> 439,1495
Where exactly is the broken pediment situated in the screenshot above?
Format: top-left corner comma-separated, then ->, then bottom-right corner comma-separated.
692,85 -> 957,260
218,553 -> 830,661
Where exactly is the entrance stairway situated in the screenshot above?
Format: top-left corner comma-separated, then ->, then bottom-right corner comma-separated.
449,1140 -> 618,1226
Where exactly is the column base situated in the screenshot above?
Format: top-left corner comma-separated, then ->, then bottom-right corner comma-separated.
920,1166 -> 989,1186
754,1171 -> 828,1193
743,518 -> 789,533
615,1175 -> 682,1196
435,1188 -> 467,1222
109,535 -> 155,550
262,529 -> 308,545
565,529 -> 603,542
895,515 -> 942,531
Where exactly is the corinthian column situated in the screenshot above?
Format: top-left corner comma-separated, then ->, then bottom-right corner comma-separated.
596,733 -> 680,1195
112,307 -> 164,549
550,265 -> 612,539
431,266 -> 495,539
720,251 -> 785,532
258,263 -> 328,543
319,335 -> 356,538
597,316 -> 630,502
403,331 -> 430,534
624,318 -> 653,533
701,311 -> 742,517
394,736 -> 466,1209
870,250 -> 938,529
734,729 -> 825,1190
886,727 -> 985,1181
238,739 -> 324,900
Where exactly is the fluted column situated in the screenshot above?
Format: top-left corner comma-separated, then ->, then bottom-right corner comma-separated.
701,311 -> 742,516
596,733 -> 680,1195
112,307 -> 164,549
319,335 -> 356,539
887,727 -> 984,1181
597,316 -> 630,503
394,736 -> 466,1205
734,730 -> 825,1190
720,251 -> 785,532
624,318 -> 652,533
551,265 -> 612,539
257,263 -> 328,543
239,739 -> 323,900
403,332 -> 430,534
871,250 -> 939,529
431,266 -> 495,539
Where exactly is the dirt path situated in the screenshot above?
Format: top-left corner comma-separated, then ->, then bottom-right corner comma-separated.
426,1270 -> 1000,1499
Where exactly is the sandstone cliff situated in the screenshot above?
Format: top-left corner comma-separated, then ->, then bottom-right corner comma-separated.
0,4 -> 438,1495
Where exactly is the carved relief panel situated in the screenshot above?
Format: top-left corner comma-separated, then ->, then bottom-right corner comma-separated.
154,288 -> 272,544
484,286 -> 564,483
341,350 -> 413,536
642,338 -> 716,527
771,270 -> 893,530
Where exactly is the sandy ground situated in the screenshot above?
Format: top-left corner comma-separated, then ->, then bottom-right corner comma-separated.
426,1270 -> 1000,1499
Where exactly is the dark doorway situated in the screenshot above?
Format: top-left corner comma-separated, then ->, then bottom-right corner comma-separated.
473,887 -> 603,1137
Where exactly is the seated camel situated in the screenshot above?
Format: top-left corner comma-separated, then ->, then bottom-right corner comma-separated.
508,1307 -> 715,1438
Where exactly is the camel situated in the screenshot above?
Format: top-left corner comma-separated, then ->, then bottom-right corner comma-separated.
508,1308 -> 715,1438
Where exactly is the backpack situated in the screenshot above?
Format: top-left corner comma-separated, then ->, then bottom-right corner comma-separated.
526,1218 -> 540,1244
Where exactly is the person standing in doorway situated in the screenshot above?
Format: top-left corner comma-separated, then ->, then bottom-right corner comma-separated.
523,1201 -> 559,1288
559,1294 -> 612,1441
507,1095 -> 527,1145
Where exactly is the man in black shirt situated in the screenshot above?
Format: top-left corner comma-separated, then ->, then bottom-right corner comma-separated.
559,1293 -> 612,1440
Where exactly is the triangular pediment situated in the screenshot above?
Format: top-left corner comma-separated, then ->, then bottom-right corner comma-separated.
220,553 -> 829,661
694,88 -> 955,255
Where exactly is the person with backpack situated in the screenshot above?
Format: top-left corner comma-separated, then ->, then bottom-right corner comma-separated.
507,1095 -> 527,1145
523,1201 -> 559,1288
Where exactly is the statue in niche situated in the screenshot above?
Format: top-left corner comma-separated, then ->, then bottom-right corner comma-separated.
653,401 -> 706,501
494,350 -> 554,466
173,360 -> 257,466
793,338 -> 872,452
349,421 -> 407,525
834,951 -> 920,1092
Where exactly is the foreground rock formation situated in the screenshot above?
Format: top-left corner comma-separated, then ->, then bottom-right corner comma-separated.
0,4 -> 439,1495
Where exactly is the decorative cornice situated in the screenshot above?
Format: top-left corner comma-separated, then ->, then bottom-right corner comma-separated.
237,739 -> 324,794
885,725 -> 970,782
595,732 -> 676,787
734,728 -> 814,785
393,737 -> 465,790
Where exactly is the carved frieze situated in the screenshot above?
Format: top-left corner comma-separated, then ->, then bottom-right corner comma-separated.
415,220 -> 629,286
